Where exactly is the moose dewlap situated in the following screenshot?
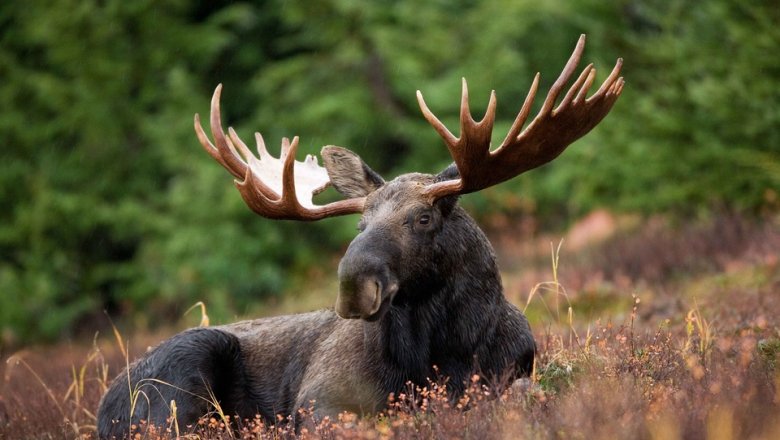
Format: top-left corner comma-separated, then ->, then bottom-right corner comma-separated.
97,34 -> 623,439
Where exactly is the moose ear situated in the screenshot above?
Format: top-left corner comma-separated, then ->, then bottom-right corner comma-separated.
435,162 -> 460,182
433,163 -> 460,217
321,146 -> 385,198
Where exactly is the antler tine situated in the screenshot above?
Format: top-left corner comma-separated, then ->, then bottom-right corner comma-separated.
195,85 -> 366,221
614,77 -> 625,95
280,136 -> 301,205
539,34 -> 586,117
416,90 -> 458,148
254,132 -> 272,160
591,57 -> 624,100
195,104 -> 245,181
194,113 -> 228,170
456,79 -> 497,173
227,126 -> 255,160
500,73 -> 540,149
574,67 -> 597,103
458,78 -> 474,131
208,84 -> 250,180
280,136 -> 293,161
557,63 -> 594,111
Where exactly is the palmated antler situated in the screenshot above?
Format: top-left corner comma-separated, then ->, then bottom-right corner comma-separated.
417,34 -> 624,201
194,85 -> 365,220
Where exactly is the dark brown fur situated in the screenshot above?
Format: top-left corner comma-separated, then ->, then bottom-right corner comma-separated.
97,149 -> 535,439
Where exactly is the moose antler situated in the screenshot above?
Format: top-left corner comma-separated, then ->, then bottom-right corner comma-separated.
417,34 -> 624,201
194,85 -> 365,220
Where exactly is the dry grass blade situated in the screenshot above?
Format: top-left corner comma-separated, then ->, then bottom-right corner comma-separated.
5,353 -> 67,418
184,301 -> 211,327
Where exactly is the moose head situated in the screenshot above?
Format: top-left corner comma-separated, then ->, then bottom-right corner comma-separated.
194,34 -> 623,321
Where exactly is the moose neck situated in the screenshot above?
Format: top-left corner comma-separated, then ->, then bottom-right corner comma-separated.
373,206 -> 504,387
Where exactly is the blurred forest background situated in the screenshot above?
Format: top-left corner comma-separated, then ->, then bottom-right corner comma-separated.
1,0 -> 778,349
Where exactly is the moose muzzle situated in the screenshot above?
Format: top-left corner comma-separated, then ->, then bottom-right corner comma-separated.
336,233 -> 399,321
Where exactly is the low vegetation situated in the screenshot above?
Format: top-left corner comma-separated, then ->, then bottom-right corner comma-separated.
1,213 -> 777,439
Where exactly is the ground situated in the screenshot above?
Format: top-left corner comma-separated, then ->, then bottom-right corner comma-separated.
1,211 -> 778,439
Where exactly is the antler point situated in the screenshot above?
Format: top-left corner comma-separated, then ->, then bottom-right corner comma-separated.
460,78 -> 472,124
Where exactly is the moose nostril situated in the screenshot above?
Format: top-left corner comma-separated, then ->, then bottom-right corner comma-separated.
335,274 -> 385,319
373,279 -> 383,307
361,278 -> 382,314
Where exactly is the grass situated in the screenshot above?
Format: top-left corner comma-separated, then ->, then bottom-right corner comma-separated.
1,212 -> 778,439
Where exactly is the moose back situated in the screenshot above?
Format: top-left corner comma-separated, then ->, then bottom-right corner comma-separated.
97,35 -> 623,438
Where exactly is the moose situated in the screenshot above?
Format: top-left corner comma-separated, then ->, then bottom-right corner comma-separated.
97,35 -> 623,438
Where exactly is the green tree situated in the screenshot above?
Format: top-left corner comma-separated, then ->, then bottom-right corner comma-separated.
0,0 -> 237,343
1,0 -> 777,348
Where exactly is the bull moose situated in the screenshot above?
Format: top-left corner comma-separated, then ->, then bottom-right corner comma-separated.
97,35 -> 623,438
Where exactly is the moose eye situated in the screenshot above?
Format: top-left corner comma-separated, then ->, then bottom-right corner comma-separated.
418,214 -> 431,225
